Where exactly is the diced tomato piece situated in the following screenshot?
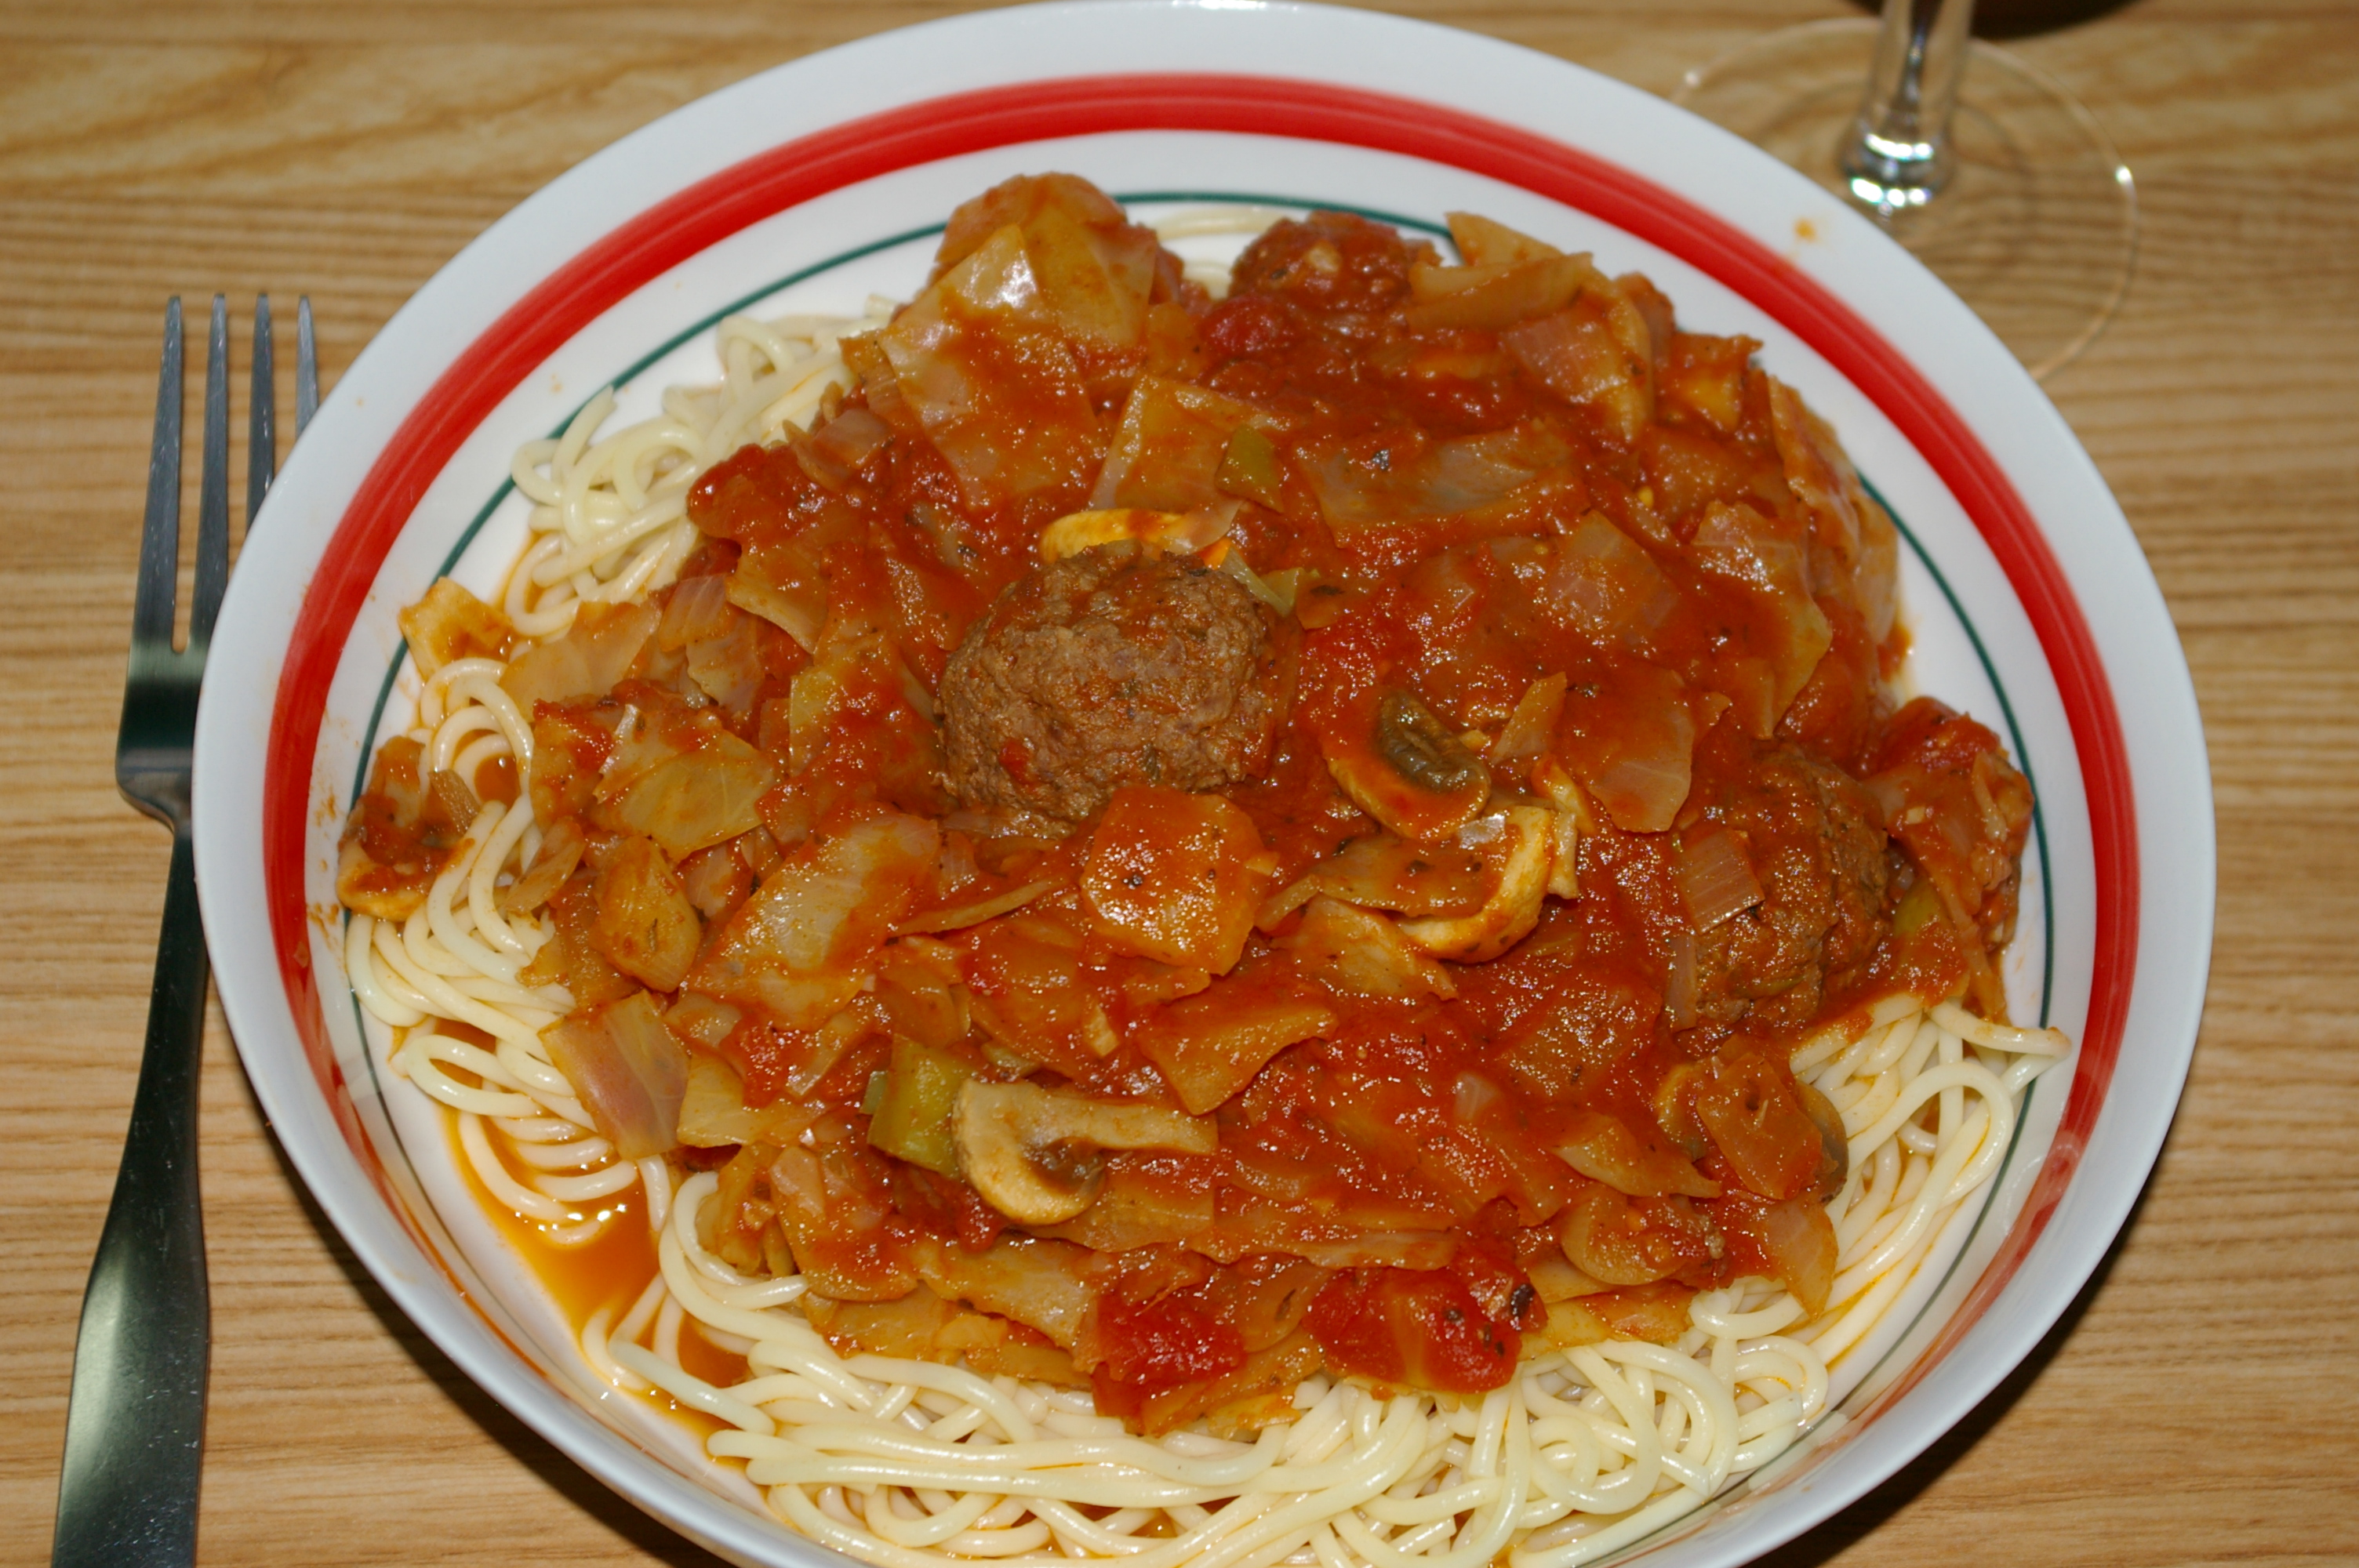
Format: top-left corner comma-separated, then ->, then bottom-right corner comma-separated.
1306,1267 -> 1518,1393
1448,1235 -> 1546,1331
1200,293 -> 1302,360
1094,1292 -> 1245,1396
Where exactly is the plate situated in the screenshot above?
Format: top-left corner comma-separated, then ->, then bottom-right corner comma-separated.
191,3 -> 2213,1564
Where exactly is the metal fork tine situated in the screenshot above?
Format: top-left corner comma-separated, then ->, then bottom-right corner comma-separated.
246,296 -> 276,531
296,296 -> 318,435
190,297 -> 232,648
133,299 -> 184,655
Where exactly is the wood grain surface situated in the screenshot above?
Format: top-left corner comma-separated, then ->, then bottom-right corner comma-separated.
3,1 -> 2354,1563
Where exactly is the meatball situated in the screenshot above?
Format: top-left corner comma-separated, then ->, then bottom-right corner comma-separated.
1227,211 -> 1430,315
1692,747 -> 1892,1032
940,543 -> 1292,822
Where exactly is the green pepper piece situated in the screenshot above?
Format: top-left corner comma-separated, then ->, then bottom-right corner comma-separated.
1216,424 -> 1287,510
1893,877 -> 1943,936
865,1036 -> 976,1177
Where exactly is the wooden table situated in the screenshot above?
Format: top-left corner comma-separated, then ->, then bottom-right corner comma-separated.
4,0 -> 2354,1563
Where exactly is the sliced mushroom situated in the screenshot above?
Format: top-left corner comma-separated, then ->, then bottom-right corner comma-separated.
1332,832 -> 1491,914
1254,828 -> 1489,932
1323,689 -> 1492,843
1038,506 -> 1234,564
1652,1061 -> 1710,1158
1377,691 -> 1487,793
954,1079 -> 1217,1225
1279,895 -> 1457,999
1397,804 -> 1555,963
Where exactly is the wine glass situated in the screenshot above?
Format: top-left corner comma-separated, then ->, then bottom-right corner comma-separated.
1674,0 -> 2136,379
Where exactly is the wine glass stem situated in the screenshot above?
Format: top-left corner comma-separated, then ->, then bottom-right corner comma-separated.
1841,0 -> 1975,213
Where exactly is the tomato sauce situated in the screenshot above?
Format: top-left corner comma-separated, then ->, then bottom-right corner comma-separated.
444,1095 -> 748,1417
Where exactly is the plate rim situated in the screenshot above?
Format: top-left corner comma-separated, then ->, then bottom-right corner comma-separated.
191,4 -> 2215,1564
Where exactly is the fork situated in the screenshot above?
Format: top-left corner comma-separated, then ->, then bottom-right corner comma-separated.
49,296 -> 316,1568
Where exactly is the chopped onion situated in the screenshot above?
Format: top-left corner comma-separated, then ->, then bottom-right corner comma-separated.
1092,376 -> 1265,513
657,572 -> 732,651
604,732 -> 775,860
543,990 -> 687,1160
1408,256 -> 1519,303
1545,513 -> 1678,641
1553,1108 -> 1720,1198
662,991 -> 742,1051
497,817 -> 582,914
1676,826 -> 1765,930
1301,426 -> 1559,532
398,578 -> 513,677
1665,928 -> 1699,1031
1758,1196 -> 1839,1316
900,877 -> 1061,935
1491,673 -> 1567,767
1311,831 -> 1489,919
1447,211 -> 1564,267
1292,1232 -> 1458,1271
809,405 -> 892,473
500,600 -> 658,712
1590,750 -> 1693,835
1212,544 -> 1295,615
1401,253 -> 1593,333
1565,664 -> 1698,833
684,613 -> 764,715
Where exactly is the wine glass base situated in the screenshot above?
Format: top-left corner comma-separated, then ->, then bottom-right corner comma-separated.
1674,19 -> 2135,380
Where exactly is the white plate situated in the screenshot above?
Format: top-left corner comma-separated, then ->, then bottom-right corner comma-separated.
191,4 -> 2212,1564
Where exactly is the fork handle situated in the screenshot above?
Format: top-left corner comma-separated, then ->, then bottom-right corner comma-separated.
52,828 -> 209,1568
